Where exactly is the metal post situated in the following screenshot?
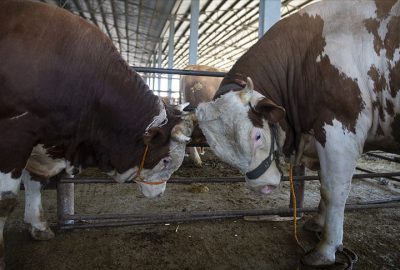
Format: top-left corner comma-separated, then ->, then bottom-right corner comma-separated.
57,183 -> 75,225
289,165 -> 305,216
157,40 -> 163,96
167,17 -> 175,102
258,0 -> 281,39
152,53 -> 156,92
189,0 -> 199,65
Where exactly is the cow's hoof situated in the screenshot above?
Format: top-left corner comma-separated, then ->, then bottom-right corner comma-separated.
301,249 -> 335,267
303,219 -> 323,233
29,226 -> 55,241
193,161 -> 203,168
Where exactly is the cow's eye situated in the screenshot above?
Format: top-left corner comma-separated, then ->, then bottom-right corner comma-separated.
255,133 -> 261,141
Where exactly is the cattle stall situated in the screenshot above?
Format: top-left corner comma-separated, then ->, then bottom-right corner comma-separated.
4,68 -> 397,270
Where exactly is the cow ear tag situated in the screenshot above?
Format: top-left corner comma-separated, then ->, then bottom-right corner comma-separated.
239,77 -> 254,104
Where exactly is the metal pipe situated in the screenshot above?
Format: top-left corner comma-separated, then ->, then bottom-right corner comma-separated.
189,0 -> 200,65
58,172 -> 400,185
167,16 -> 175,99
57,183 -> 75,225
356,167 -> 400,182
59,201 -> 400,230
132,66 -> 225,77
366,152 -> 400,163
258,0 -> 281,39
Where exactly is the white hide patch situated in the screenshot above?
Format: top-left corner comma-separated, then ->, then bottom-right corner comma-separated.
197,90 -> 284,189
25,145 -> 68,178
197,91 -> 255,172
304,0 -> 400,143
0,172 -> 22,198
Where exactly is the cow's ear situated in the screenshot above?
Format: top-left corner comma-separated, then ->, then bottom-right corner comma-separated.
143,127 -> 167,146
255,98 -> 285,123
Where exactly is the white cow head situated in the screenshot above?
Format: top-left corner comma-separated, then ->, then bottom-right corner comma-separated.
196,78 -> 286,194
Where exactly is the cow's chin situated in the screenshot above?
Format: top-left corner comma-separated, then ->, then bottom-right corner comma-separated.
138,182 -> 166,198
244,168 -> 282,195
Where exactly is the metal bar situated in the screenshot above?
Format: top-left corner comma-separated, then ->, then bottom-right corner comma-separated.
59,201 -> 400,230
167,16 -> 175,100
124,0 -> 130,62
82,0 -> 100,28
71,0 -> 88,20
157,40 -> 163,95
58,171 -> 400,184
132,66 -> 225,77
96,0 -> 113,39
188,0 -> 200,65
289,165 -> 305,213
57,183 -> 75,225
366,152 -> 400,163
110,0 -> 122,52
356,167 -> 400,182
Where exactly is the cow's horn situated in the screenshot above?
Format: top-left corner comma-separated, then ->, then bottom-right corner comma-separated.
171,127 -> 191,143
240,77 -> 254,104
175,102 -> 190,112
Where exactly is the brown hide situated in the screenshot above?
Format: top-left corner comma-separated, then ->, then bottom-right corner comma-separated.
180,65 -> 223,106
180,65 -> 221,146
0,0 -> 181,177
217,1 -> 400,157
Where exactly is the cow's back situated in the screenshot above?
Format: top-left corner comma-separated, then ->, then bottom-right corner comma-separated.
300,0 -> 400,151
180,65 -> 223,106
221,0 -> 400,154
0,0 -> 117,120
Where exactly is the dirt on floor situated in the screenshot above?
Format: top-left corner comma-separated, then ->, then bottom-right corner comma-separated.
4,150 -> 400,270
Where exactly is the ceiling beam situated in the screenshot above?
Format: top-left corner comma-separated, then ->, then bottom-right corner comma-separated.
96,0 -> 113,40
124,0 -> 130,62
110,0 -> 122,52
83,0 -> 100,28
71,0 -> 88,20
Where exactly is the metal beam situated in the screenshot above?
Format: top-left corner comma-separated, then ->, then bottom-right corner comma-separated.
188,0 -> 200,65
96,0 -> 113,40
167,16 -> 175,99
71,0 -> 88,20
157,40 -> 163,95
82,0 -> 100,28
258,0 -> 281,39
124,0 -> 130,62
110,0 -> 122,52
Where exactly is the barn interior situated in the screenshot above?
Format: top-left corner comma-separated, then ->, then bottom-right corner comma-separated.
4,1 -> 400,270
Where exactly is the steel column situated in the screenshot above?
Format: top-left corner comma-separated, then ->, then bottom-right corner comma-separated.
167,17 -> 175,101
258,0 -> 281,39
189,0 -> 200,65
57,183 -> 75,225
152,54 -> 156,92
157,40 -> 163,96
289,165 -> 305,215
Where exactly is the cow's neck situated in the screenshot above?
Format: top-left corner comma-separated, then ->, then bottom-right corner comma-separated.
221,13 -> 325,156
69,54 -> 163,172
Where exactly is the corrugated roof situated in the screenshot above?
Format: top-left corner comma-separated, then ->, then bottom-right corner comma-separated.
39,0 -> 318,71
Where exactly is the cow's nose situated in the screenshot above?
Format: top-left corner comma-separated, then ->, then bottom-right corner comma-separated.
162,157 -> 171,168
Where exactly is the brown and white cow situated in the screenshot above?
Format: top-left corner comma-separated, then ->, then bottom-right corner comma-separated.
180,65 -> 223,166
194,0 -> 400,266
0,0 -> 191,268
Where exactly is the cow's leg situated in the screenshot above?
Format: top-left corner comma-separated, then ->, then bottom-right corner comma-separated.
22,170 -> 54,240
301,122 -> 362,266
0,172 -> 22,269
188,147 -> 202,167
303,175 -> 326,233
